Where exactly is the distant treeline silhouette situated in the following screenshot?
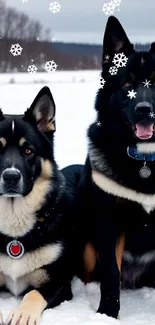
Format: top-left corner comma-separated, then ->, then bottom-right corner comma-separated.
0,0 -> 151,72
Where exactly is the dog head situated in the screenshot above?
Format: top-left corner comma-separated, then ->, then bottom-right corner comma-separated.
0,86 -> 56,197
96,16 -> 155,144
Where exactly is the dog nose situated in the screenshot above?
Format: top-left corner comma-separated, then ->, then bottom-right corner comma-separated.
2,169 -> 21,185
135,101 -> 153,114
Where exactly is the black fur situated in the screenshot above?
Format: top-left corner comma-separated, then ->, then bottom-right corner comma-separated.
67,16 -> 155,319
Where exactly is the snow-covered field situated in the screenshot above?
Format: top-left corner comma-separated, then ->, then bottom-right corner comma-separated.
0,71 -> 155,325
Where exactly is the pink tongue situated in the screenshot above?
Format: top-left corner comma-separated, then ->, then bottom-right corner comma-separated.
136,123 -> 154,139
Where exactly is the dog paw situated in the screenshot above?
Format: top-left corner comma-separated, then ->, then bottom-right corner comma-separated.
97,296 -> 120,319
5,308 -> 41,325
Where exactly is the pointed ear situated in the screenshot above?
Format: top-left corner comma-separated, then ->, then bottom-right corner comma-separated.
150,42 -> 155,53
24,86 -> 56,133
102,16 -> 134,63
0,109 -> 4,121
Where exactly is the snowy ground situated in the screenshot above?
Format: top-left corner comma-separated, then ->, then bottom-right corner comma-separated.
0,71 -> 155,325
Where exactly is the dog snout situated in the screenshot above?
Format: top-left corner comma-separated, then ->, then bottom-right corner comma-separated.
2,169 -> 21,185
135,101 -> 153,115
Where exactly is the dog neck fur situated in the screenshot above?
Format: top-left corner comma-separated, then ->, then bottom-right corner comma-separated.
92,170 -> 155,213
0,176 -> 51,237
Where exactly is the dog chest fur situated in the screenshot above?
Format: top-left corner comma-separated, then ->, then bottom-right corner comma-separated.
0,243 -> 62,281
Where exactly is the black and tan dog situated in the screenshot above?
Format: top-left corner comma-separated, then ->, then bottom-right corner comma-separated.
0,86 -> 74,325
63,16 -> 155,319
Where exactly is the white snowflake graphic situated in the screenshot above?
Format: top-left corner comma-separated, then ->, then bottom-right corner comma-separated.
113,0 -> 122,6
102,1 -> 115,15
149,112 -> 155,119
112,52 -> 128,68
143,79 -> 152,88
99,77 -> 106,89
51,37 -> 56,43
102,0 -> 122,15
96,121 -> 102,127
105,54 -> 110,61
27,65 -> 38,74
49,1 -> 61,13
109,66 -> 118,75
21,0 -> 28,3
10,43 -> 23,56
44,60 -> 58,72
127,90 -> 137,99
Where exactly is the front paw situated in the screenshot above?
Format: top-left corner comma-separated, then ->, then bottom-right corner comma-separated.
97,295 -> 120,319
5,290 -> 47,325
5,308 -> 41,325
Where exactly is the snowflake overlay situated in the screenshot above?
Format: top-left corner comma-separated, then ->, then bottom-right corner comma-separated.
112,52 -> 128,68
113,0 -> 121,6
143,79 -> 152,88
127,90 -> 137,99
105,54 -> 110,61
102,1 -> 115,15
102,0 -> 122,15
149,112 -> 155,119
51,37 -> 56,43
10,43 -> 23,56
109,66 -> 118,76
27,65 -> 38,74
96,121 -> 102,127
99,76 -> 106,89
49,1 -> 61,13
44,60 -> 58,72
21,0 -> 28,3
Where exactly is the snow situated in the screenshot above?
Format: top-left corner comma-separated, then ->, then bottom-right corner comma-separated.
0,70 -> 155,324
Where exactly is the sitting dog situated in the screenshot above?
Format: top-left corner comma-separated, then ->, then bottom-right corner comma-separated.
64,16 -> 155,319
0,86 -> 73,325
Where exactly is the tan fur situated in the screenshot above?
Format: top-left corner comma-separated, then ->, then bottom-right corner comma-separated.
0,268 -> 50,296
46,120 -> 55,131
0,137 -> 6,147
41,158 -> 53,179
0,243 -> 62,280
19,137 -> 26,147
83,242 -> 97,274
6,290 -> 47,325
28,268 -> 50,288
83,234 -> 125,283
116,233 -> 125,272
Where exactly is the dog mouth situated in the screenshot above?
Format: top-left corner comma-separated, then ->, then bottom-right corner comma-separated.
135,122 -> 154,140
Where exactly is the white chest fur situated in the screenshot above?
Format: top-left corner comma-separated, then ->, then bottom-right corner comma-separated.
0,243 -> 62,295
92,170 -> 155,214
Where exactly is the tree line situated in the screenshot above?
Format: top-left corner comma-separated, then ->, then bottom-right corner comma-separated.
0,0 -> 151,72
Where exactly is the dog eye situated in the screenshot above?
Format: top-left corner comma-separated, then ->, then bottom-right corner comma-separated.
24,148 -> 32,155
123,82 -> 132,88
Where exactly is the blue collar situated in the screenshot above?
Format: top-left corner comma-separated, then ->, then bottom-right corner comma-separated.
127,146 -> 155,161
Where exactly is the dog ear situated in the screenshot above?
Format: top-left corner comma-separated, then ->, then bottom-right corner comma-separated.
24,86 -> 56,133
0,109 -> 4,121
150,42 -> 155,53
102,16 -> 134,63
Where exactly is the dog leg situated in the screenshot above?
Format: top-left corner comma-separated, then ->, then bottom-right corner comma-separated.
115,233 -> 125,320
6,290 -> 47,325
83,242 -> 97,282
95,219 -> 120,319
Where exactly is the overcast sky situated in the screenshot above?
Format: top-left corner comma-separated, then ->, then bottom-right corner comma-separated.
5,0 -> 155,44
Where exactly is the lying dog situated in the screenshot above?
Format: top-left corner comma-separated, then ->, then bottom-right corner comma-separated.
0,87 -> 73,325
65,16 -> 155,319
